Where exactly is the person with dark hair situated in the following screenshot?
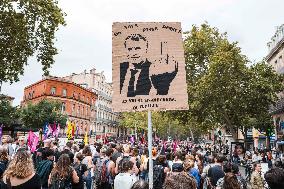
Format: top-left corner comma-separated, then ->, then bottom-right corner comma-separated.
114,159 -> 138,189
36,148 -> 54,189
153,155 -> 169,189
171,151 -> 184,172
82,145 -> 94,189
48,154 -> 79,188
207,154 -> 225,187
163,172 -> 197,189
131,180 -> 149,189
223,173 -> 241,189
232,163 -> 247,189
250,163 -> 265,189
73,153 -> 88,189
264,167 -> 284,189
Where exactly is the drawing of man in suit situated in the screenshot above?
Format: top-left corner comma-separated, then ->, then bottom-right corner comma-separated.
120,34 -> 178,97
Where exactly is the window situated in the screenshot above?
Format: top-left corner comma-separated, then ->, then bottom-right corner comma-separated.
78,106 -> 80,115
86,97 -> 89,104
82,107 -> 85,116
275,60 -> 278,64
78,93 -> 80,100
62,89 -> 67,97
82,95 -> 85,102
72,104 -> 75,112
62,102 -> 66,112
51,87 -> 56,95
279,56 -> 283,63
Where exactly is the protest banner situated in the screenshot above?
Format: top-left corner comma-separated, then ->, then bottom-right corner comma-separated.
112,22 -> 189,112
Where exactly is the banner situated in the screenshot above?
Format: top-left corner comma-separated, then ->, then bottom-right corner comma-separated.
112,22 -> 189,112
27,131 -> 39,153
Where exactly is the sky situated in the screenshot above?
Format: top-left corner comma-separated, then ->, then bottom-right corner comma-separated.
2,0 -> 284,106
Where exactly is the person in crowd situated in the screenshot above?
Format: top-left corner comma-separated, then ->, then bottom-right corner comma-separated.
171,151 -> 184,172
250,162 -> 265,189
163,172 -> 197,189
264,167 -> 284,189
0,146 -> 9,179
267,151 -> 273,169
114,159 -> 138,189
73,153 -> 88,189
2,150 -> 41,189
184,159 -> 201,188
232,163 -> 246,189
48,154 -> 79,188
116,144 -> 139,175
131,180 -> 149,189
216,162 -> 233,189
140,148 -> 149,180
153,155 -> 169,189
100,148 -> 115,189
207,154 -> 225,188
82,145 -> 94,189
61,144 -> 74,163
223,173 -> 241,189
36,148 -> 54,189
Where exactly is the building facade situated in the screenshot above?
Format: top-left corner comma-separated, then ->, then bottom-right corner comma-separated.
63,69 -> 123,140
266,24 -> 284,149
22,76 -> 97,135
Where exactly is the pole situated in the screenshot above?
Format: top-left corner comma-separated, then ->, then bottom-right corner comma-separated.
148,110 -> 153,189
135,122 -> 137,141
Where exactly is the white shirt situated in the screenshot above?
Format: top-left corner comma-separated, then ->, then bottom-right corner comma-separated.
114,173 -> 138,189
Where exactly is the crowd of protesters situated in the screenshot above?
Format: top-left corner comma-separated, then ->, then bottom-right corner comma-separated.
0,135 -> 283,189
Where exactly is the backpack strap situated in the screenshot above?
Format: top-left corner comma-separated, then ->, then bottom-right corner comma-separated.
6,177 -> 12,189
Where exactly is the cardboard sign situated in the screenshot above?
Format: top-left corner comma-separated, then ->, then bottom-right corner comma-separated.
112,22 -> 189,112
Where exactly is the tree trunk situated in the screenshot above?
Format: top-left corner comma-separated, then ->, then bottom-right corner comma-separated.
266,130 -> 271,150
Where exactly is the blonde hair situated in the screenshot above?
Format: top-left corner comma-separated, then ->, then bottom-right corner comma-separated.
4,150 -> 34,179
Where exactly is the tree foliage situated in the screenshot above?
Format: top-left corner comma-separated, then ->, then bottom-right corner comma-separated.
119,111 -> 187,139
0,98 -> 18,127
20,99 -> 67,129
170,23 -> 284,136
0,0 -> 66,83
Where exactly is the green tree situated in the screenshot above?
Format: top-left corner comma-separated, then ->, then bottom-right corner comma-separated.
0,0 -> 66,84
171,23 -> 284,141
20,99 -> 67,129
119,111 -> 182,139
0,98 -> 18,127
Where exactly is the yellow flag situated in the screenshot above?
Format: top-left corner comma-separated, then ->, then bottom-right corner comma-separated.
84,132 -> 88,145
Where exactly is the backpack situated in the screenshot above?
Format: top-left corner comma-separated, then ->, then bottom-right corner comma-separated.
117,156 -> 131,174
153,165 -> 165,189
93,158 -> 105,186
36,160 -> 53,187
101,159 -> 110,183
0,161 -> 7,178
74,163 -> 84,182
49,168 -> 73,189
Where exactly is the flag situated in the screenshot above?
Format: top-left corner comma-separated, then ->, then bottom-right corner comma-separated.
43,122 -> 49,140
84,132 -> 88,145
28,131 -> 39,152
67,121 -> 73,140
0,125 -> 3,141
76,124 -> 79,137
130,136 -> 135,144
53,124 -> 60,137
71,122 -> 75,137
